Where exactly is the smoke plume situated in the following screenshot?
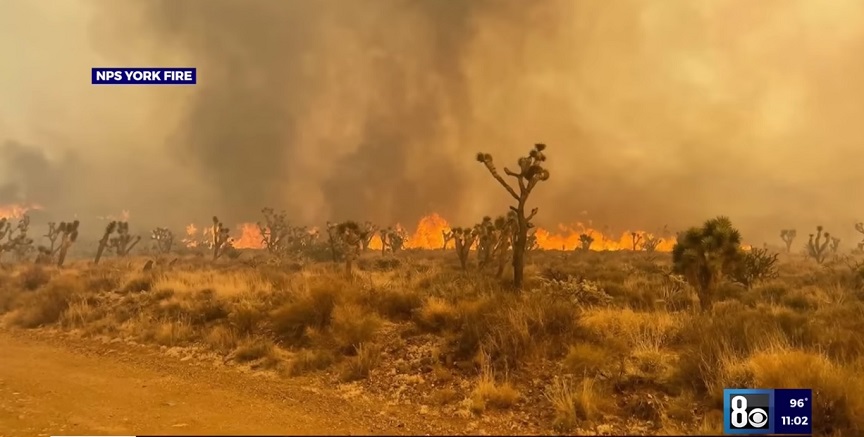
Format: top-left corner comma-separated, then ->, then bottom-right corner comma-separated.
4,0 -> 864,243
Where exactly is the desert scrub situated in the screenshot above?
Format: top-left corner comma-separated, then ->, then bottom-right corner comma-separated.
270,284 -> 338,346
9,275 -> 82,328
329,303 -> 381,354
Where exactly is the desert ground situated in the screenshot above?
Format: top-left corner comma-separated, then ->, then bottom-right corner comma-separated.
1,243 -> 863,437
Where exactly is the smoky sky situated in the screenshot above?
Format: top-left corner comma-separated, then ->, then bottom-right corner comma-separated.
3,0 -> 864,244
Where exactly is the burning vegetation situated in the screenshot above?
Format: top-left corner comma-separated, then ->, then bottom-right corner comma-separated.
1,143 -> 864,435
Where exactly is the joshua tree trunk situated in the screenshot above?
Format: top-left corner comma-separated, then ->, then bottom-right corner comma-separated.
512,206 -> 528,287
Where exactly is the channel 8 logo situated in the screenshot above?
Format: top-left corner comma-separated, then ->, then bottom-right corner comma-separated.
724,389 -> 774,434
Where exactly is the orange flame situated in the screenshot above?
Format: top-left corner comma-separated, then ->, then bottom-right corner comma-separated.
533,225 -> 676,251
183,223 -> 200,248
183,213 -> 760,253
406,213 -> 450,249
233,223 -> 263,249
0,203 -> 41,219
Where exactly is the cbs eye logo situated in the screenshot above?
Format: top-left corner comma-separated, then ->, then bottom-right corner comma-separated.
730,394 -> 770,429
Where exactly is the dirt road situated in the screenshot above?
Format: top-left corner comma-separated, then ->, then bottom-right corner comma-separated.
0,330 -> 448,437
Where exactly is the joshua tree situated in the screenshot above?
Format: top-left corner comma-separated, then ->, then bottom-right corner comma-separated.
442,229 -> 455,250
0,215 -> 34,262
630,232 -> 643,251
109,222 -> 141,257
55,220 -> 80,267
44,222 -> 61,252
578,233 -> 595,251
379,227 -> 406,254
806,226 -> 831,264
94,221 -> 116,264
672,216 -> 742,311
855,222 -> 864,252
211,216 -> 233,260
643,234 -> 662,253
672,216 -> 744,311
452,227 -> 477,270
325,221 -> 343,262
95,221 -> 141,263
779,229 -> 796,254
474,216 -> 496,266
331,221 -> 368,275
830,236 -> 841,253
258,207 -> 290,255
473,213 -> 517,277
526,228 -> 539,251
360,221 -> 377,251
476,143 -> 549,289
151,227 -> 174,254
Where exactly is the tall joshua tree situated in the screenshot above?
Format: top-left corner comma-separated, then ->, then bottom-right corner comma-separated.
476,143 -> 550,289
780,229 -> 796,254
332,221 -> 368,275
806,226 -> 831,264
55,220 -> 80,267
672,216 -> 744,311
630,232 -> 643,251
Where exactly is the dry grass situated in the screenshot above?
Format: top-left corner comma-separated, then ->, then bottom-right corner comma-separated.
544,376 -> 614,431
469,359 -> 520,413
0,250 -> 862,434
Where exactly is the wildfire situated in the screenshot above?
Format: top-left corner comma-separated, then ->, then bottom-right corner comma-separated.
0,203 -> 41,219
183,223 -> 201,248
183,213 -> 688,253
233,223 -> 263,249
533,225 -> 676,251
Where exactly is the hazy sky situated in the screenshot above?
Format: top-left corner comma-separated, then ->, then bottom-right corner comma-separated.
2,0 -> 864,244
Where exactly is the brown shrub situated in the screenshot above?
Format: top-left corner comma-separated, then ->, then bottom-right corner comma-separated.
271,284 -> 338,346
338,343 -> 381,382
329,304 -> 382,354
19,265 -> 51,291
10,276 -> 82,328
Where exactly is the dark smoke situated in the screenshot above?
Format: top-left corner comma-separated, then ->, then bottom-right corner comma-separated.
88,0 -> 501,226
6,0 -> 864,245
0,140 -> 79,208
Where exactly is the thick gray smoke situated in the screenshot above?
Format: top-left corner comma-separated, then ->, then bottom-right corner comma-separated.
4,0 -> 864,245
